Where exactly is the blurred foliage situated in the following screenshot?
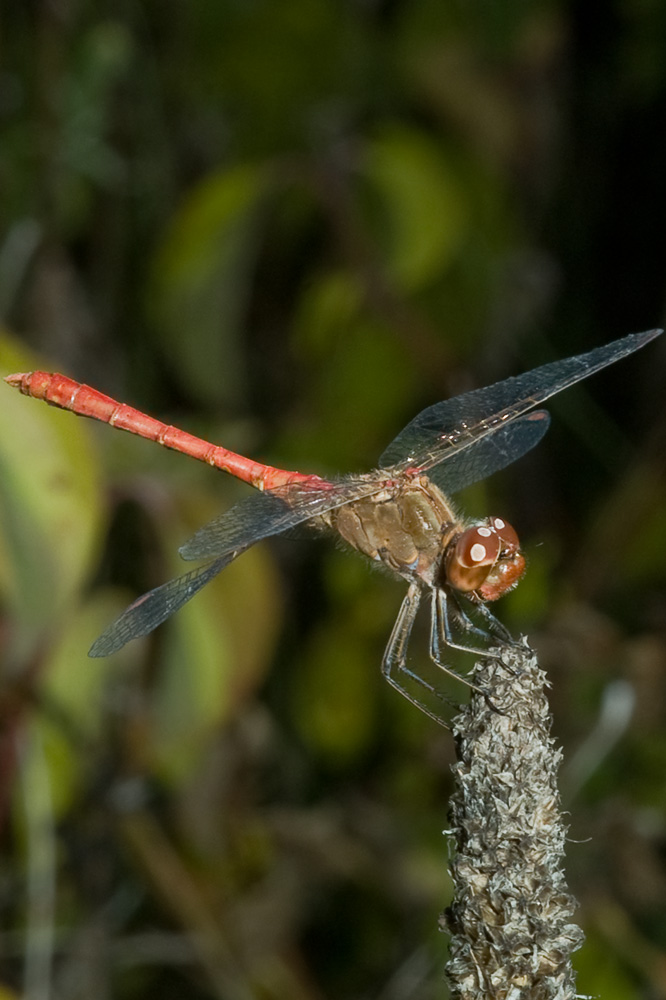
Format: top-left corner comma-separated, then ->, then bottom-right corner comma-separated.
1,1 -> 666,998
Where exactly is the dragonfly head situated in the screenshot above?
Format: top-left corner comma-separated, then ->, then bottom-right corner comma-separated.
444,516 -> 525,602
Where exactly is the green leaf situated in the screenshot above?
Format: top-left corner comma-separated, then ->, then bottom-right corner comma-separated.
0,332 -> 104,658
15,595 -> 121,839
292,269 -> 363,356
362,125 -> 468,291
291,619 -> 378,765
288,308 -> 418,471
143,500 -> 283,785
149,163 -> 270,407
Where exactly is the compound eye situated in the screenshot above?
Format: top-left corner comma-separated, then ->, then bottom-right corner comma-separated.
457,526 -> 502,569
445,525 -> 502,593
487,516 -> 519,550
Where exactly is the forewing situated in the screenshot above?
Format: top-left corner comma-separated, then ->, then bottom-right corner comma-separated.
426,410 -> 550,493
89,555 -> 235,657
179,478 -> 382,562
379,329 -> 661,473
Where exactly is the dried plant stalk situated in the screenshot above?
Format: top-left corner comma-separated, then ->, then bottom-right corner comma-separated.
443,641 -> 584,1000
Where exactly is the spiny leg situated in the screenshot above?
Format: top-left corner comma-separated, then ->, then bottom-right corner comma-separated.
381,583 -> 455,728
449,598 -> 491,643
430,591 -> 487,695
433,591 -> 508,714
435,589 -> 492,658
445,593 -> 523,678
472,598 -> 522,646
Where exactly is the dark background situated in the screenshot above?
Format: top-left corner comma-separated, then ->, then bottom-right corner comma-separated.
1,2 -> 665,998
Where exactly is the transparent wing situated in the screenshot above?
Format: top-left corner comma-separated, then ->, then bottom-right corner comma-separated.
89,476 -> 387,657
179,476 -> 383,562
89,554 -> 235,657
380,329 -> 661,474
426,410 -> 550,493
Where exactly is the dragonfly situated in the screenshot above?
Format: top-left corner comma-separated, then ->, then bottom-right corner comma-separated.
5,328 -> 662,724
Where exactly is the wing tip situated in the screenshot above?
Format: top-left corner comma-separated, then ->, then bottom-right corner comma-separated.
88,636 -> 120,657
633,328 -> 663,348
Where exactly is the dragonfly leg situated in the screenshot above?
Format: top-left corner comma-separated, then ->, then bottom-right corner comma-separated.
430,592 -> 488,695
449,598 -> 492,643
440,590 -> 520,652
433,592 -> 511,716
435,589 -> 494,658
471,599 -> 523,647
381,584 -> 456,728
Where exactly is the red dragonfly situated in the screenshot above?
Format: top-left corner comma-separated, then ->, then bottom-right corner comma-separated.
6,329 -> 661,723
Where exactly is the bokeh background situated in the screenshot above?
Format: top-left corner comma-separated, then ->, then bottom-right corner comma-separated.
2,3 -> 666,998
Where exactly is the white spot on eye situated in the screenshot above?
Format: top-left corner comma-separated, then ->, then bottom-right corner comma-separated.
492,517 -> 505,529
470,543 -> 486,563
477,527 -> 492,537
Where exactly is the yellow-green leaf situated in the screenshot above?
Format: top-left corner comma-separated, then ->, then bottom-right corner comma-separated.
0,332 -> 104,659
363,125 -> 468,291
142,498 -> 283,785
150,163 -> 270,407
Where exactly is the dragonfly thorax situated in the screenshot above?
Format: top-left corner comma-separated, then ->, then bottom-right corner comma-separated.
328,479 -> 525,603
325,475 -> 459,587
